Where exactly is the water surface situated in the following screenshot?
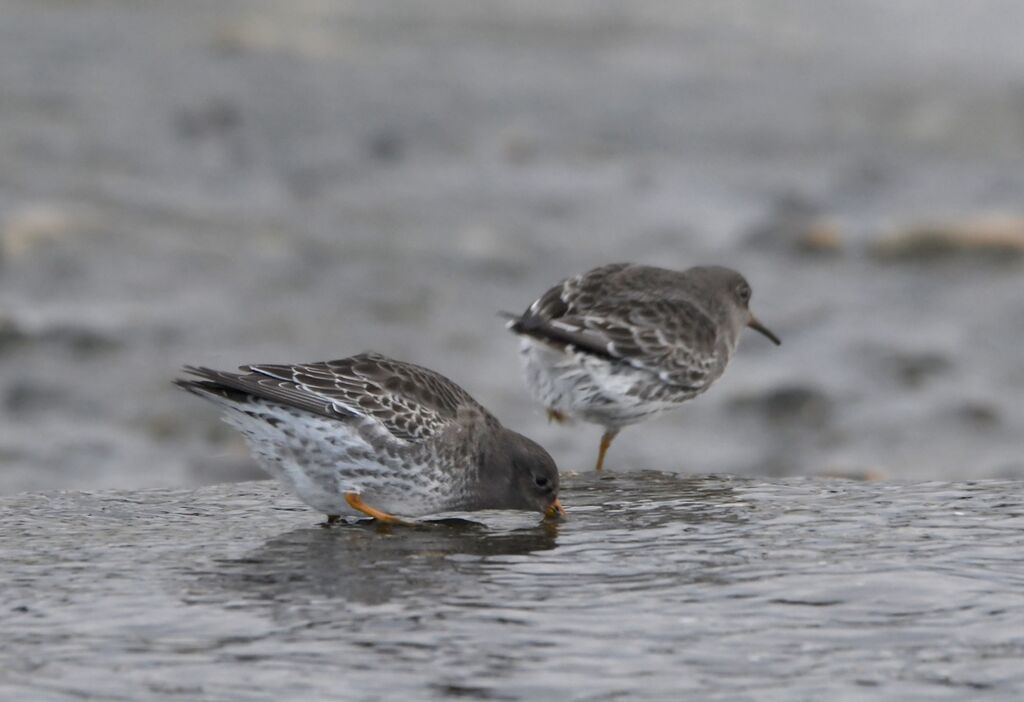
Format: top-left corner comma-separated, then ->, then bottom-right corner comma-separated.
2,473 -> 1022,700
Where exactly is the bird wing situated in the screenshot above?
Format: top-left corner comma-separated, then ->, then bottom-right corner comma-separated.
510,264 -> 723,390
180,352 -> 490,443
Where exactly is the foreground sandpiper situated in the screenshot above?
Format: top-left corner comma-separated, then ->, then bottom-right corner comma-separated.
176,352 -> 564,524
505,263 -> 781,471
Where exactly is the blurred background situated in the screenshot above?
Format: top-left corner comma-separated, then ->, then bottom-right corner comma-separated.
1,0 -> 1022,494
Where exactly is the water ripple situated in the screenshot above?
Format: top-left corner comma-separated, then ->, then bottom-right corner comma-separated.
2,474 -> 1023,699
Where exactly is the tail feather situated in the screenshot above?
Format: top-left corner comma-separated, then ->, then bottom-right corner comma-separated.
173,376 -> 252,404
174,365 -> 353,420
500,310 -> 616,361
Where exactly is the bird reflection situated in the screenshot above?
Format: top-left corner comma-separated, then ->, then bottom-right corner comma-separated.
209,519 -> 559,605
202,472 -> 741,609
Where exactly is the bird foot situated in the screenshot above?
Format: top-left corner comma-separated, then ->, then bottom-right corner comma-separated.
344,493 -> 410,525
546,408 -> 569,424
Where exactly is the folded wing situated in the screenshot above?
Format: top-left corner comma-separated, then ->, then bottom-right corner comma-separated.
178,352 -> 488,443
509,264 -> 723,390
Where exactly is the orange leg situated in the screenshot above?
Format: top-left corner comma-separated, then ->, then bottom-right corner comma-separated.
595,429 -> 619,472
344,493 -> 407,525
547,408 -> 568,424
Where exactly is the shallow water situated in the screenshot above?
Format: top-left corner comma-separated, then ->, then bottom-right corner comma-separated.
3,473 -> 1023,700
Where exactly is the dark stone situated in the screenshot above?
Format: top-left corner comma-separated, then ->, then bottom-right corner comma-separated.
729,384 -> 833,427
366,130 -> 405,163
0,317 -> 28,352
175,98 -> 242,141
5,381 -> 67,413
0,316 -> 120,357
954,402 -> 1001,429
744,192 -> 843,255
891,352 -> 952,388
188,456 -> 266,485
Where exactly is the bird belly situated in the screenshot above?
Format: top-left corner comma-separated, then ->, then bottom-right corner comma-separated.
218,400 -> 456,517
519,339 -> 697,428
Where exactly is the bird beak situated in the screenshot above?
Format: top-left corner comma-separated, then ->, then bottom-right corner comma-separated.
544,498 -> 566,520
747,314 -> 781,346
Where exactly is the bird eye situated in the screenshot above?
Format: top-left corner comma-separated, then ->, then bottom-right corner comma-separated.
534,475 -> 550,488
737,284 -> 751,303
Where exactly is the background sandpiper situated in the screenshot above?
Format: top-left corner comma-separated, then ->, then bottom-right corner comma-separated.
506,263 -> 781,471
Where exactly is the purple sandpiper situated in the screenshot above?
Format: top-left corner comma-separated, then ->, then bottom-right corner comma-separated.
505,263 -> 781,471
176,352 -> 564,524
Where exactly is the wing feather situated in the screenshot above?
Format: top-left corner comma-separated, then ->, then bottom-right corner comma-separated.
181,352 -> 489,443
509,264 -> 723,390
